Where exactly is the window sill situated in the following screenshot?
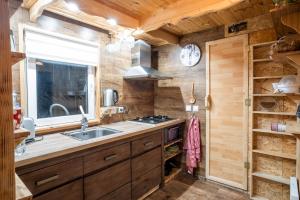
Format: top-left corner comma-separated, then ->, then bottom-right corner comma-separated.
35,119 -> 100,135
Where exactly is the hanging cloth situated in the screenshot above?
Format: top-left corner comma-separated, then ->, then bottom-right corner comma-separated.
184,116 -> 201,174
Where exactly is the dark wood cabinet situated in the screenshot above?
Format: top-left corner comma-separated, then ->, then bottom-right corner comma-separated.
132,147 -> 162,180
99,183 -> 131,200
84,142 -> 130,174
33,179 -> 83,200
16,125 -> 181,200
132,166 -> 161,200
20,157 -> 83,196
132,130 -> 162,156
84,160 -> 131,200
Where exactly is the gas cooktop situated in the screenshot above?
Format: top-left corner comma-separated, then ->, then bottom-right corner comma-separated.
130,115 -> 173,124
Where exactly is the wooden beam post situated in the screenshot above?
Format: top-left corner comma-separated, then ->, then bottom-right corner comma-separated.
0,0 -> 16,199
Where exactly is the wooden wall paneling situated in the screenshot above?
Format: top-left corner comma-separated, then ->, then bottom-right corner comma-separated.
205,34 -> 249,189
0,0 -> 16,199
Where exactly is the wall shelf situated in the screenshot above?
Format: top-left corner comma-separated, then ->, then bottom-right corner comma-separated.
252,149 -> 296,160
253,58 -> 273,63
252,93 -> 300,97
252,111 -> 296,116
252,76 -> 284,80
11,52 -> 26,65
252,129 -> 294,136
252,172 -> 290,185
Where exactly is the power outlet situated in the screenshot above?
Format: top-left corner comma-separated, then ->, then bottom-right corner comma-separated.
117,106 -> 125,113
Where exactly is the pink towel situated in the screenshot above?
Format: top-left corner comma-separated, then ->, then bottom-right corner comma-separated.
184,116 -> 201,174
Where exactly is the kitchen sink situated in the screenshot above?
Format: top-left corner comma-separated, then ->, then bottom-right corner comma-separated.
63,128 -> 122,141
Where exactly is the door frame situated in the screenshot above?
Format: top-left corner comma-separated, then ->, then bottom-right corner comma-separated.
205,34 -> 249,190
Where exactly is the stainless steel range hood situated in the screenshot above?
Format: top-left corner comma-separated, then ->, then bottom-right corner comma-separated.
123,40 -> 173,80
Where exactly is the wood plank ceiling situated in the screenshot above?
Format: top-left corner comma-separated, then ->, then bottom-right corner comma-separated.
22,0 -> 276,45
161,0 -> 275,36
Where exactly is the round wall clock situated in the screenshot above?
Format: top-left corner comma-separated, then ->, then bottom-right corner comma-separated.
180,44 -> 201,67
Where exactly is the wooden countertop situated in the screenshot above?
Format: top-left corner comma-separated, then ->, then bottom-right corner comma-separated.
15,119 -> 185,168
15,173 -> 32,200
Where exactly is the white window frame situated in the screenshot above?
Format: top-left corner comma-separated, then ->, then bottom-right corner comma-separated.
24,26 -> 98,127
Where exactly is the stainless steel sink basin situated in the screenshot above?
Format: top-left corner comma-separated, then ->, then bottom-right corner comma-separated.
63,128 -> 122,141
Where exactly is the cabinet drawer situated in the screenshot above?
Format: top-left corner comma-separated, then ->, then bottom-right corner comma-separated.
132,130 -> 162,156
84,143 -> 130,174
34,179 -> 83,200
132,166 -> 161,200
99,183 -> 131,200
84,160 -> 131,200
132,147 -> 161,180
20,157 -> 83,196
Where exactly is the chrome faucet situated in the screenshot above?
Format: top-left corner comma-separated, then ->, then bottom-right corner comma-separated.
79,105 -> 88,133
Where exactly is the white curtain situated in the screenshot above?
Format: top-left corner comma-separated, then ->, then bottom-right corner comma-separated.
25,27 -> 99,66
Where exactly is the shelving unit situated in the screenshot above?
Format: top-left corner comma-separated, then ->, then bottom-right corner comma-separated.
252,172 -> 290,185
162,124 -> 185,185
250,41 -> 297,200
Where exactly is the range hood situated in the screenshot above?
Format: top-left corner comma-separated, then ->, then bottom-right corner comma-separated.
123,40 -> 173,80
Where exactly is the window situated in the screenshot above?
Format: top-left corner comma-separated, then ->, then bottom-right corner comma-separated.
24,26 -> 99,126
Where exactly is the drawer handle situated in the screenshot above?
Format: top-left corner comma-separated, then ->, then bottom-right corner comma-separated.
144,141 -> 154,147
104,154 -> 117,161
36,175 -> 59,186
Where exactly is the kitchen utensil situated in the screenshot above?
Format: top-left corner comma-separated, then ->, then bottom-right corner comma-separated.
189,82 -> 196,104
103,88 -> 119,107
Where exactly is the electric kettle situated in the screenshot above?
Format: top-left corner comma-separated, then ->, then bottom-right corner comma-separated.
103,88 -> 119,107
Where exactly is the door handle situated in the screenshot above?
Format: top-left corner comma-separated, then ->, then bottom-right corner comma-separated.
205,95 -> 211,110
36,175 -> 59,186
144,141 -> 154,147
104,154 -> 117,161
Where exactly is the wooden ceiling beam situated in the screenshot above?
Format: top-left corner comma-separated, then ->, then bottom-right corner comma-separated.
140,0 -> 245,32
146,29 -> 179,44
68,0 -> 140,28
30,0 -> 62,22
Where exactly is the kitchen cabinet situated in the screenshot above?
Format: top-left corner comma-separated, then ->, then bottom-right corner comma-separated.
33,179 -> 83,200
16,126 -> 173,200
19,157 -> 83,196
84,160 -> 131,200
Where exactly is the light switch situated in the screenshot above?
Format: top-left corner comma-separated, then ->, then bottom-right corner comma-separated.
192,105 -> 199,112
186,105 -> 192,111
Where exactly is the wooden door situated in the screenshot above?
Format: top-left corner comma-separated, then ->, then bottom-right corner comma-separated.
206,35 -> 248,190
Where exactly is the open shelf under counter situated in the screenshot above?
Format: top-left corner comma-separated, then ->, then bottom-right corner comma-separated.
252,172 -> 290,185
252,149 -> 296,160
252,129 -> 294,136
164,168 -> 182,184
164,138 -> 183,149
252,111 -> 296,116
164,150 -> 182,162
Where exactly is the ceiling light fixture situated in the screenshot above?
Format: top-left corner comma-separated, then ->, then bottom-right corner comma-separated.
107,18 -> 117,26
132,28 -> 144,36
66,2 -> 79,12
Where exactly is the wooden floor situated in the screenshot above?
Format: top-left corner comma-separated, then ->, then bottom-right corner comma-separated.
146,174 -> 250,200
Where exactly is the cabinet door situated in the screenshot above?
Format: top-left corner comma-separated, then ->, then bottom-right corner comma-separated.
34,179 -> 83,200
84,160 -> 131,200
206,34 -> 248,189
